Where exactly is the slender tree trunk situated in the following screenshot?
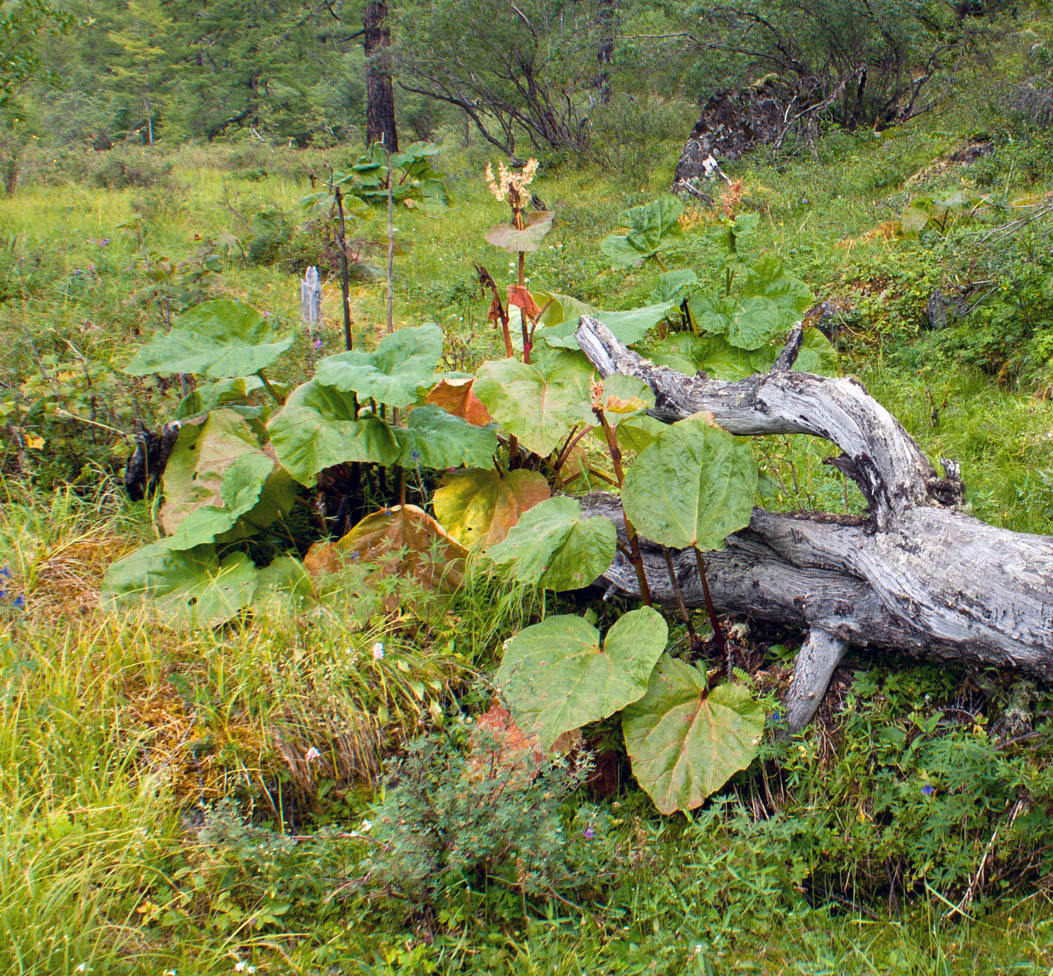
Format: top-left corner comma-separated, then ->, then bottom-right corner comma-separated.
596,0 -> 615,104
365,1 -> 398,151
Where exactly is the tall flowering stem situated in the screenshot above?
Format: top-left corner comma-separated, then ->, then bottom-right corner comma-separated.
485,159 -> 543,360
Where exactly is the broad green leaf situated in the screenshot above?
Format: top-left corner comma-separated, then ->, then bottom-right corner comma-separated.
485,211 -> 555,252
616,414 -> 668,453
496,608 -> 668,750
599,303 -> 680,346
689,294 -> 790,352
102,542 -> 259,629
740,256 -> 814,317
160,409 -> 270,534
539,301 -> 678,350
652,328 -> 835,381
695,335 -> 772,379
533,290 -> 594,328
314,323 -> 444,408
474,352 -> 593,457
486,495 -> 616,590
622,414 -> 757,551
124,300 -> 294,378
267,380 -> 399,486
532,290 -> 677,349
717,212 -> 760,255
599,234 -> 650,269
650,269 -> 698,304
623,655 -> 764,814
394,404 -> 498,469
723,296 -> 790,351
623,195 -> 684,247
166,451 -> 274,550
595,373 -> 654,424
689,255 -> 811,353
237,463 -> 299,535
793,327 -> 839,376
647,332 -> 712,375
689,293 -> 730,337
601,196 -> 684,268
433,468 -> 550,549
175,376 -> 264,419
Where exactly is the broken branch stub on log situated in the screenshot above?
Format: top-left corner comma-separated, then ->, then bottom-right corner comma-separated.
575,316 -> 1053,731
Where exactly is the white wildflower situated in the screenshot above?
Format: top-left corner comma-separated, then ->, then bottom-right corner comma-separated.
485,158 -> 539,204
304,746 -> 322,763
372,642 -> 385,660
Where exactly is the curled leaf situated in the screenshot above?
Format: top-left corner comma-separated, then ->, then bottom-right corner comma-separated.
425,376 -> 493,427
508,284 -> 542,319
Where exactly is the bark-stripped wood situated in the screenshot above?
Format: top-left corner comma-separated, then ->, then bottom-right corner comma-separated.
575,316 -> 1053,731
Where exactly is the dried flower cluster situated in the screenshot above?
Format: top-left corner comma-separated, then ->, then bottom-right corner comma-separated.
485,158 -> 539,206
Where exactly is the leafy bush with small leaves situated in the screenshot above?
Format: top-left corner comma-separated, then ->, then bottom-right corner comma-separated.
90,146 -> 173,189
362,727 -> 597,921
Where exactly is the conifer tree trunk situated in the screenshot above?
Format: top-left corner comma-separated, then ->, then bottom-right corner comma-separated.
596,0 -> 615,104
364,1 -> 398,150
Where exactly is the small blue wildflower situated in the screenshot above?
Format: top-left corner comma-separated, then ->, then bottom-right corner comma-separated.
13,595 -> 25,610
411,449 -> 420,463
0,567 -> 9,577
100,237 -> 110,246
583,826 -> 594,840
769,710 -> 782,722
922,784 -> 934,796
312,338 -> 323,350
0,589 -> 6,599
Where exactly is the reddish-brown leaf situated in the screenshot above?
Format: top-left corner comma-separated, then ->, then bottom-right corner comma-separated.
425,376 -> 493,427
507,284 -> 542,320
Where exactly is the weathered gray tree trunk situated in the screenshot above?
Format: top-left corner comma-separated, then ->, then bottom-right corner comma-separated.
575,316 -> 1053,731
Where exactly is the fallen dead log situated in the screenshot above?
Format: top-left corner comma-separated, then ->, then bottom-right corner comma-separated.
575,316 -> 1053,731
